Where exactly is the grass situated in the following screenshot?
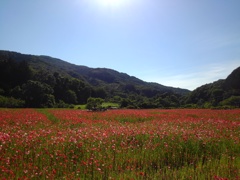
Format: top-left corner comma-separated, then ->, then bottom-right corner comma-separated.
37,109 -> 60,123
74,104 -> 86,109
102,102 -> 120,108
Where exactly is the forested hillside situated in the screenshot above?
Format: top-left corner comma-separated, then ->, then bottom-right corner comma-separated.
0,50 -> 189,108
0,50 -> 239,108
184,67 -> 240,108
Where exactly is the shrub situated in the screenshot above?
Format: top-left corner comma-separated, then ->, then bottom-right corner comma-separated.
0,95 -> 25,108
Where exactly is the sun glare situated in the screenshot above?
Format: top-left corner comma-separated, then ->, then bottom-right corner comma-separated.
97,0 -> 127,8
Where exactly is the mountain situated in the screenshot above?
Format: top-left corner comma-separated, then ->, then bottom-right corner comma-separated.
1,50 -> 239,108
0,50 -> 189,94
224,66 -> 240,90
185,66 -> 240,108
0,50 -> 189,108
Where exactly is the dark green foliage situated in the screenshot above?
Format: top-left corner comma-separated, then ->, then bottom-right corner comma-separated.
91,87 -> 107,99
22,80 -> 55,108
0,58 -> 32,93
0,95 -> 25,108
41,94 -> 56,108
10,86 -> 22,99
220,96 -> 240,107
185,80 -> 225,105
55,100 -> 71,108
0,50 -> 239,108
63,90 -> 77,104
33,70 -> 57,87
0,88 -> 5,95
53,73 -> 92,104
86,97 -> 104,110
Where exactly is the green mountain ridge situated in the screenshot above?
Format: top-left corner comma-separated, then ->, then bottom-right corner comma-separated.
36,55 -> 190,95
0,50 -> 239,108
0,50 -> 189,94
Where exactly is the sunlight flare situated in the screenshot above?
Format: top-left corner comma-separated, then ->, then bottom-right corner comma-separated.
97,0 -> 128,8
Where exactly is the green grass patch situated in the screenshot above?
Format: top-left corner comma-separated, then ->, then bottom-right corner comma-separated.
102,102 -> 120,108
74,104 -> 86,109
37,109 -> 60,123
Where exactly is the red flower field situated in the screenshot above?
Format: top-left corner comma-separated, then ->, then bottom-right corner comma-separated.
0,109 -> 239,179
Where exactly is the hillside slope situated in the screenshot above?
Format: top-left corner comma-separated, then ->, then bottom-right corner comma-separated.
0,50 -> 189,96
185,66 -> 240,108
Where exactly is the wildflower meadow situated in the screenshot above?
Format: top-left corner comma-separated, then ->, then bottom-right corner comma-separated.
0,109 -> 239,179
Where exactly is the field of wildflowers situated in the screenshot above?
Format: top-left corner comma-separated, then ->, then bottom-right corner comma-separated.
0,108 -> 239,179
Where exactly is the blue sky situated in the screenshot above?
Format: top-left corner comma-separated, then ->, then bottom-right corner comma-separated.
0,0 -> 239,90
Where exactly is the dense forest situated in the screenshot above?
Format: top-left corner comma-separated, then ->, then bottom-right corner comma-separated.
0,50 -> 239,108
